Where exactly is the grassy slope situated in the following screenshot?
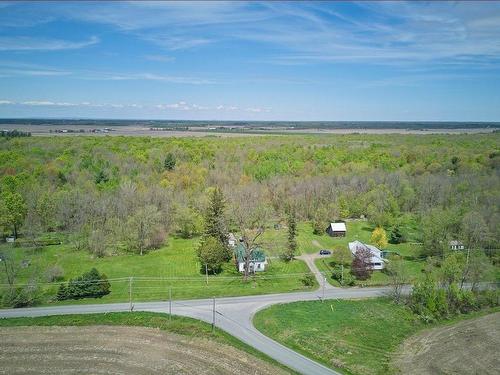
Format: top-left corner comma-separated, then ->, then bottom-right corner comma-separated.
253,298 -> 499,375
1,233 -> 315,305
0,311 -> 297,374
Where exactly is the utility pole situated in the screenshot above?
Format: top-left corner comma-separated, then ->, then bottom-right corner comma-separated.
322,272 -> 326,302
341,264 -> 344,286
212,296 -> 216,332
169,286 -> 172,321
205,264 -> 208,285
129,277 -> 133,312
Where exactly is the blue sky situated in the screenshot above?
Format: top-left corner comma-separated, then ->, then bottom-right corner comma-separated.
0,1 -> 499,121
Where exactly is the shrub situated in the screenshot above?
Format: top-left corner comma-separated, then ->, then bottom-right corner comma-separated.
57,268 -> 111,300
331,265 -> 355,286
2,283 -> 39,308
300,273 -> 315,287
45,265 -> 64,282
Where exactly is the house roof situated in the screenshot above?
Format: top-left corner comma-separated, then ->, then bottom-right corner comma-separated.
449,240 -> 464,246
329,222 -> 347,232
348,240 -> 385,264
234,243 -> 266,263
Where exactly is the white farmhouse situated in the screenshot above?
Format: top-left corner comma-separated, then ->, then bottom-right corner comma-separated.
234,244 -> 267,273
348,240 -> 386,270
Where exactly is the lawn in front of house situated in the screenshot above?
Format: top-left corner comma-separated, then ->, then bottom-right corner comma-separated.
0,234 -> 315,306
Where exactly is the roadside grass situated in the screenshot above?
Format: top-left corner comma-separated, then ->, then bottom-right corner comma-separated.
253,298 -> 499,375
0,235 -> 316,305
0,311 -> 297,375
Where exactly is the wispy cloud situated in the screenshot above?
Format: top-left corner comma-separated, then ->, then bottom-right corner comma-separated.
144,55 -> 176,63
102,72 -> 216,85
0,99 -> 269,113
0,36 -> 99,51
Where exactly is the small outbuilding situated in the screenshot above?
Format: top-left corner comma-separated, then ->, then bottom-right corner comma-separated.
326,222 -> 347,237
348,240 -> 386,270
228,233 -> 237,247
234,243 -> 267,273
449,240 -> 465,250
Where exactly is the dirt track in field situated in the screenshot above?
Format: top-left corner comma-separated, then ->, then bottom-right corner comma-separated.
393,312 -> 500,375
0,326 -> 289,375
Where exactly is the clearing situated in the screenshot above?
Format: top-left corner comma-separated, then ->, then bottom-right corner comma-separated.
0,325 -> 289,375
393,312 -> 500,375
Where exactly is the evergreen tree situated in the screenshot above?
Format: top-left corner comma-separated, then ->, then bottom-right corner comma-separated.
389,225 -> 405,244
282,209 -> 297,261
164,152 -> 176,170
203,187 -> 231,261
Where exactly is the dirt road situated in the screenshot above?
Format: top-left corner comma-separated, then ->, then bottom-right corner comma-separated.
393,312 -> 500,375
0,325 -> 289,375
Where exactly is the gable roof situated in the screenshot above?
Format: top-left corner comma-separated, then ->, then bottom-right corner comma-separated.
348,240 -> 385,264
329,222 -> 347,232
449,240 -> 464,246
234,243 -> 266,263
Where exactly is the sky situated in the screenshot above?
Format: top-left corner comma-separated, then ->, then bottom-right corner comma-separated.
0,1 -> 499,121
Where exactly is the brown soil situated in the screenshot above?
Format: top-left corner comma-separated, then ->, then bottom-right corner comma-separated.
393,312 -> 500,375
0,325 -> 290,375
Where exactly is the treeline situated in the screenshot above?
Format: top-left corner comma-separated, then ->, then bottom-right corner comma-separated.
0,134 -> 498,260
0,130 -> 31,138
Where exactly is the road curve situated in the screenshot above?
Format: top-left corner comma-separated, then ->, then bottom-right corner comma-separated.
0,286 -> 390,375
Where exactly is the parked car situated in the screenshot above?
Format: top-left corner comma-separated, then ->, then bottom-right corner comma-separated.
319,249 -> 331,255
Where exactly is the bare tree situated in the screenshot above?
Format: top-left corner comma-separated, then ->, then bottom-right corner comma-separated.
230,186 -> 270,280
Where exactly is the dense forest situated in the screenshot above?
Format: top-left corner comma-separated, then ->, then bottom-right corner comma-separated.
0,133 -> 499,260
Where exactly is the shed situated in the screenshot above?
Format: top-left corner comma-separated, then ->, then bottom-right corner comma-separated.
449,240 -> 465,250
326,222 -> 347,237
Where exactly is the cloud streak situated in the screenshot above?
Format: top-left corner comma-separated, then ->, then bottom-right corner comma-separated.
0,99 -> 271,113
0,36 -> 99,51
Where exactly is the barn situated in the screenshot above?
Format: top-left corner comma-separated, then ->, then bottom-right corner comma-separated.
326,222 -> 347,237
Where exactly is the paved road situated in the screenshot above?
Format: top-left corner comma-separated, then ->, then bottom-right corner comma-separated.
0,286 -> 390,375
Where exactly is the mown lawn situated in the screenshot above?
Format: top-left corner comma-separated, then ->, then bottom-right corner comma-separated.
253,298 -> 499,375
0,311 -> 297,374
0,234 -> 315,305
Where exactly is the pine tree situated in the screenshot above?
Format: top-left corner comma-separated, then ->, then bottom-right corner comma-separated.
56,284 -> 67,301
282,210 -> 297,261
389,225 -> 404,244
203,187 -> 231,261
164,152 -> 176,171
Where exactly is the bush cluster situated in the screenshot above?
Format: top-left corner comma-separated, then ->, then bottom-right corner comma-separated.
331,265 -> 355,286
408,278 -> 499,322
56,268 -> 110,300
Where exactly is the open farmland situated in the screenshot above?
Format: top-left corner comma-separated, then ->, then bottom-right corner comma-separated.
0,325 -> 289,375
393,312 -> 500,375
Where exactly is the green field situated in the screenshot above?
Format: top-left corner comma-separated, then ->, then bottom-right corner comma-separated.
253,298 -> 499,375
0,219 -> 426,305
0,311 -> 296,374
0,232 -> 315,305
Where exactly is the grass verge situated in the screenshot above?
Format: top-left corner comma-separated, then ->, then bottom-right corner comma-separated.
253,297 -> 499,375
